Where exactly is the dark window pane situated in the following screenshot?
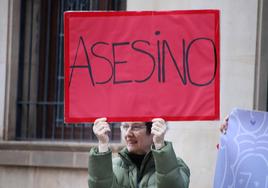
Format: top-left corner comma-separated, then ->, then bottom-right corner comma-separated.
16,0 -> 126,141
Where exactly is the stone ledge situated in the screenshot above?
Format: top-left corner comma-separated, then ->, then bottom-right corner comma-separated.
0,141 -> 123,152
0,141 -> 124,169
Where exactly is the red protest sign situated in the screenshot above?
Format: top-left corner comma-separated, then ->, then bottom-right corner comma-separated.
64,10 -> 220,123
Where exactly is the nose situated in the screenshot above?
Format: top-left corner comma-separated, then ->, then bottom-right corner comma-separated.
125,127 -> 134,136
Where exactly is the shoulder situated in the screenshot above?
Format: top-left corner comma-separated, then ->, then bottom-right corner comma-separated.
112,156 -> 126,168
112,156 -> 132,182
113,156 -> 123,164
176,157 -> 190,177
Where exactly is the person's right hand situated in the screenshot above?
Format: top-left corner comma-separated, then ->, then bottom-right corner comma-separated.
220,116 -> 229,134
93,117 -> 111,152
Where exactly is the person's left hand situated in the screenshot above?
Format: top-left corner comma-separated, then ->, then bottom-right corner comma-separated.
220,116 -> 229,134
151,118 -> 167,149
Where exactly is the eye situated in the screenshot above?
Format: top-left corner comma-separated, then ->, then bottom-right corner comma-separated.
121,125 -> 129,130
132,126 -> 140,131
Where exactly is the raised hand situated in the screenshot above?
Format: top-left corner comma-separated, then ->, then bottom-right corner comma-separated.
93,117 -> 111,152
151,118 -> 167,149
220,116 -> 229,134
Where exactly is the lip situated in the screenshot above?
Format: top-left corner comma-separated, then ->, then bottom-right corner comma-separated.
126,140 -> 137,145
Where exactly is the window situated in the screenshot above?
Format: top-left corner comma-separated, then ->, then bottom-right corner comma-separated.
15,0 -> 126,141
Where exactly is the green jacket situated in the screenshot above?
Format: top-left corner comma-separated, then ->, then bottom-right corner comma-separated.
88,142 -> 190,188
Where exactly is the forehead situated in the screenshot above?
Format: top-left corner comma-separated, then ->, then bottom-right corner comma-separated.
122,122 -> 146,126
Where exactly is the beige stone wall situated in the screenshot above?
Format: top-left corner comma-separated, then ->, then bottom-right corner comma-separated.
0,166 -> 88,188
0,142 -> 123,188
0,142 -> 90,188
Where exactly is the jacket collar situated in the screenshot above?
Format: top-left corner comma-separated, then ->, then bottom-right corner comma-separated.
118,147 -> 155,172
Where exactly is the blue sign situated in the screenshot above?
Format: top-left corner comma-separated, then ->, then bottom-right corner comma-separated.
214,108 -> 268,188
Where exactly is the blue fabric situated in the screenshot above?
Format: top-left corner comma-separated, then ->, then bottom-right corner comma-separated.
214,108 -> 268,188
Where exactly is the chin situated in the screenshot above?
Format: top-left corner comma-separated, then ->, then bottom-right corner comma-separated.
127,146 -> 135,152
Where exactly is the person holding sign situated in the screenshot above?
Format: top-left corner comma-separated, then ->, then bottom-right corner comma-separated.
88,118 -> 190,188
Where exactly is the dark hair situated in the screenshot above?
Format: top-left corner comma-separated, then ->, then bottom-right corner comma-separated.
145,122 -> 152,135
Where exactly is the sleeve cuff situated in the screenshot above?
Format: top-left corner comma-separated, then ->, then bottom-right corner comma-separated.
98,143 -> 109,153
88,147 -> 113,178
151,141 -> 178,174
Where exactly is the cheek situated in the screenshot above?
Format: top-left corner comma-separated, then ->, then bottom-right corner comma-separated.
138,135 -> 153,146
